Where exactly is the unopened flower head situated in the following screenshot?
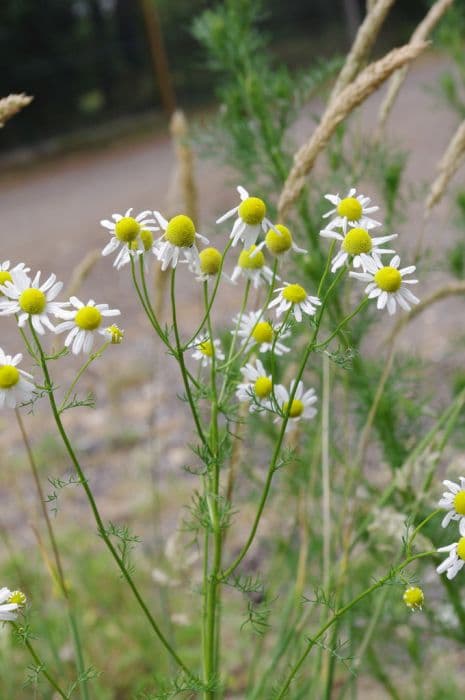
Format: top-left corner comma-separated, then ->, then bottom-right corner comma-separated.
0,348 -> 34,409
153,212 -> 208,271
403,586 -> 424,611
104,324 -> 124,345
216,186 -> 275,248
0,269 -> 68,334
55,297 -> 120,354
236,359 -> 273,412
439,478 -> 465,536
230,245 -> 275,289
268,282 -> 321,322
235,310 -> 290,355
0,261 -> 29,295
262,224 -> 307,257
101,208 -> 158,269
437,537 -> 465,580
191,335 -> 225,367
0,587 -> 26,622
350,254 -> 419,315
323,188 -> 381,234
274,380 -> 317,429
320,226 -> 397,273
198,247 -> 223,278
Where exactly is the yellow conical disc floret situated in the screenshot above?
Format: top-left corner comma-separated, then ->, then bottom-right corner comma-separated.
238,197 -> 266,225
403,587 -> 424,611
115,217 -> 141,243
337,197 -> 362,221
75,306 -> 102,331
282,284 -> 307,304
166,215 -> 196,247
0,365 -> 20,389
0,271 -> 12,292
19,288 -> 46,315
254,376 -> 272,398
8,590 -> 26,606
342,227 -> 372,255
199,340 -> 213,357
265,224 -> 292,255
252,321 -> 273,344
199,247 -> 222,276
454,491 -> 465,516
238,245 -> 265,270
140,229 -> 154,251
105,324 -> 124,344
284,399 -> 304,418
457,537 -> 465,560
374,267 -> 402,292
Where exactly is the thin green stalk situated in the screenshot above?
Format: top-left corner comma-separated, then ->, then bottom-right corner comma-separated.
13,623 -> 69,700
59,341 -> 110,412
30,322 -> 194,680
314,297 -> 369,350
130,257 -> 169,347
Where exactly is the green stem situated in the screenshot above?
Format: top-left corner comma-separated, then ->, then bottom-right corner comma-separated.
13,623 -> 69,700
59,342 -> 110,412
315,297 -> 369,350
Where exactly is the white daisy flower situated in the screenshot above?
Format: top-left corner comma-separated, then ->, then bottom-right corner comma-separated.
153,212 -> 208,271
439,478 -> 465,535
0,349 -> 34,409
189,247 -> 229,283
230,245 -> 275,289
236,359 -> 273,412
0,269 -> 68,334
55,297 -> 120,355
255,224 -> 307,258
268,282 -> 321,322
216,186 -> 275,248
191,335 -> 225,367
437,537 -> 465,580
101,208 -> 159,269
273,380 -> 317,429
350,254 -> 419,315
0,588 -> 26,622
319,226 -> 397,273
323,188 -> 381,234
234,310 -> 290,355
0,261 -> 30,294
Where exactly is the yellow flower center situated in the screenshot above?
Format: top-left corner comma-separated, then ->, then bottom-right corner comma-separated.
8,590 -> 26,606
199,247 -> 222,276
238,197 -> 266,225
282,284 -> 307,304
0,270 -> 12,294
140,229 -> 154,251
199,340 -> 213,357
403,587 -> 424,610
254,376 -> 272,399
106,324 -> 124,344
337,196 -> 362,221
457,537 -> 465,560
374,267 -> 402,292
115,216 -> 141,243
453,491 -> 465,516
283,399 -> 304,418
252,321 -> 273,344
341,227 -> 372,255
19,288 -> 46,315
165,215 -> 196,247
238,245 -> 265,270
265,224 -> 292,255
0,365 -> 20,389
75,306 -> 102,331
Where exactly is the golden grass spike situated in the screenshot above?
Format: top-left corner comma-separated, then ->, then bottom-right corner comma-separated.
376,0 -> 454,136
65,249 -> 101,298
278,42 -> 428,219
425,118 -> 465,212
169,109 -> 198,223
329,0 -> 396,103
0,93 -> 33,127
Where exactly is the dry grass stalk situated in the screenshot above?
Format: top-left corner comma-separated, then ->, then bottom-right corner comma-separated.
169,109 -> 198,223
329,0 -> 396,103
0,93 -> 33,127
425,118 -> 465,212
278,42 -> 428,219
375,0 -> 453,137
65,249 -> 101,298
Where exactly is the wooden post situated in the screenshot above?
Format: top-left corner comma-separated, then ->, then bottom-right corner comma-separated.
139,0 -> 177,116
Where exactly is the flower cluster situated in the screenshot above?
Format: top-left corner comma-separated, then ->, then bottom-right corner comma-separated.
437,477 -> 465,580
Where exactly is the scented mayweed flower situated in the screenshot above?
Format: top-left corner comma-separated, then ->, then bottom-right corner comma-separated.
230,245 -> 275,289
101,208 -> 158,269
269,282 -> 321,322
437,538 -> 465,580
0,268 -> 68,333
192,247 -> 224,282
273,380 -> 318,428
0,587 -> 26,622
153,212 -> 208,271
104,324 -> 124,344
55,297 -> 120,355
320,226 -> 397,273
0,261 -> 29,295
236,359 -> 273,412
235,310 -> 290,355
191,335 -> 225,367
323,188 -> 381,234
0,348 -> 34,409
403,586 -> 424,612
254,224 -> 307,258
439,478 -> 465,535
216,185 -> 276,248
350,254 -> 419,315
